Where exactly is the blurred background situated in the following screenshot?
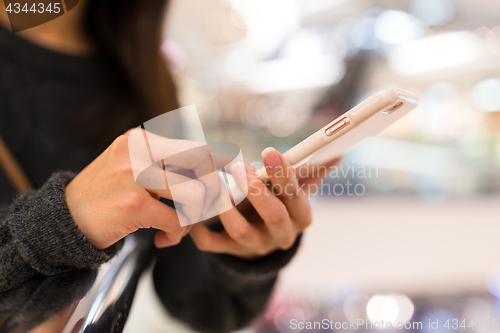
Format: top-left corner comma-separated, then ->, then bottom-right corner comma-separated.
130,0 -> 500,332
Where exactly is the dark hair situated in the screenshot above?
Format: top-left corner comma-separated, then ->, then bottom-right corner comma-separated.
81,0 -> 179,144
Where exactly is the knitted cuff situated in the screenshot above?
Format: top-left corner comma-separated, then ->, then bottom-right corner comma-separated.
8,171 -> 122,275
208,234 -> 302,290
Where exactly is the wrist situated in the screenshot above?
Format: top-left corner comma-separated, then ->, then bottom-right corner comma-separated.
65,176 -> 104,249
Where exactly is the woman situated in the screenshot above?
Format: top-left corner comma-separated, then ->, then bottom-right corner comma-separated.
0,0 -> 337,332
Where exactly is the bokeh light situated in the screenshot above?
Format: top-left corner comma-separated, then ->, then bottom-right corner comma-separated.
366,295 -> 400,324
282,29 -> 323,61
230,0 -> 300,57
389,31 -> 485,75
409,0 -> 455,26
204,10 -> 245,44
224,48 -> 257,81
392,294 -> 415,324
472,78 -> 500,113
416,82 -> 466,139
366,294 -> 414,325
161,40 -> 188,72
267,107 -> 297,137
374,10 -> 425,45
343,293 -> 370,321
188,71 -> 219,102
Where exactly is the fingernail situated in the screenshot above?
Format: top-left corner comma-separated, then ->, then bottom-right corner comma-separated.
231,162 -> 247,180
262,147 -> 282,171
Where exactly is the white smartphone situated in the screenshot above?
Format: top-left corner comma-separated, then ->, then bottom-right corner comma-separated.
257,87 -> 419,181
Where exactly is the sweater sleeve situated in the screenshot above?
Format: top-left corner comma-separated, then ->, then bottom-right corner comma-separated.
0,269 -> 97,333
153,233 -> 301,333
0,171 -> 122,295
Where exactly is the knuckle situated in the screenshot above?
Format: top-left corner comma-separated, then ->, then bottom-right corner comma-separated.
111,134 -> 129,152
301,210 -> 313,229
280,168 -> 295,183
268,206 -> 288,227
255,244 -> 272,256
107,135 -> 132,160
285,183 -> 299,197
190,181 -> 206,204
111,161 -> 133,178
247,178 -> 262,196
170,234 -> 183,246
123,189 -> 148,212
123,128 -> 136,136
166,226 -> 184,245
232,224 -> 251,241
194,237 -> 211,251
168,223 -> 184,234
279,234 -> 296,250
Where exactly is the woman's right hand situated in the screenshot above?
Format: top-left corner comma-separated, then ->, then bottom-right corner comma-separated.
65,130 -> 220,250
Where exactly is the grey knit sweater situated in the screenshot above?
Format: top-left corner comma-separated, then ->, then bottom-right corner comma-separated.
0,25 -> 300,333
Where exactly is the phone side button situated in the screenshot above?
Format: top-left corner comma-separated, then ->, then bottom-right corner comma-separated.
325,118 -> 349,136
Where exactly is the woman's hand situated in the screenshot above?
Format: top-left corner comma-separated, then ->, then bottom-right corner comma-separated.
65,130 -> 218,250
189,148 -> 340,259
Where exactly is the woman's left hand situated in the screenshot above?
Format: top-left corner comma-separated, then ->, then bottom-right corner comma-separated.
189,148 -> 339,259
